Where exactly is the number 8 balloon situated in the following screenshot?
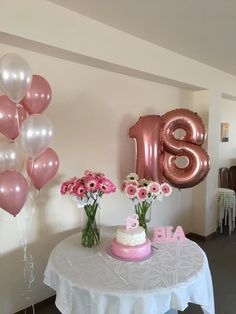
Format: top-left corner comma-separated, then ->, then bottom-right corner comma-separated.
162,109 -> 210,188
129,108 -> 210,189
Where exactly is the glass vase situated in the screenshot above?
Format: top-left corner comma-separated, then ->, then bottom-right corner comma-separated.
135,201 -> 152,233
82,202 -> 100,247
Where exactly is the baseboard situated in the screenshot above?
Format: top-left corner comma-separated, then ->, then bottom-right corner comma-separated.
186,231 -> 217,241
14,295 -> 56,314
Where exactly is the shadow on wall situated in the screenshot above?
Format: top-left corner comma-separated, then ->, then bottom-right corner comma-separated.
117,112 -> 135,183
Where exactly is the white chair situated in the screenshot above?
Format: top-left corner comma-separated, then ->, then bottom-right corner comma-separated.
217,188 -> 236,235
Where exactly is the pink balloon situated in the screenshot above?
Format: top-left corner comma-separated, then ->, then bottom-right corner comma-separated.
0,170 -> 29,217
162,109 -> 210,188
129,115 -> 163,183
0,95 -> 27,140
26,147 -> 59,190
21,75 -> 52,114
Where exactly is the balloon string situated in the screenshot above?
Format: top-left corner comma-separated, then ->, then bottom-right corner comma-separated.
16,213 -> 35,313
28,158 -> 35,191
178,188 -> 181,227
16,214 -> 35,289
16,193 -> 37,311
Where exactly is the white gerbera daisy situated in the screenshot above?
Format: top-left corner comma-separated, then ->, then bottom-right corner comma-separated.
126,173 -> 139,181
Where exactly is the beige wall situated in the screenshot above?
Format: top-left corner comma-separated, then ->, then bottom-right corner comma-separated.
1,1 -> 236,312
0,43 -> 194,313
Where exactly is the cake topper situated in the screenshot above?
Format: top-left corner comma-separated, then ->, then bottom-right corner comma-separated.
125,214 -> 139,230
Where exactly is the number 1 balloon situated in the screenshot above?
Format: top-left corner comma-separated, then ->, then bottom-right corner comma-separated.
129,115 -> 163,183
0,54 -> 32,104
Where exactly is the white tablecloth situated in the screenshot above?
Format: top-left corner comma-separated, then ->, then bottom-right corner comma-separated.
44,227 -> 215,314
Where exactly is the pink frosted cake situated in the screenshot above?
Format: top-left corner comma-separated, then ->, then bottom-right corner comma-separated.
111,222 -> 152,261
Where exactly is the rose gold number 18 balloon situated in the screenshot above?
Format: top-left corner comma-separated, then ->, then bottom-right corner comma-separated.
129,109 -> 210,189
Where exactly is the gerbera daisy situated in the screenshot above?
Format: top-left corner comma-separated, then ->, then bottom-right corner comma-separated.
149,182 -> 161,194
60,182 -> 68,194
99,179 -> 116,194
75,185 -> 86,198
85,178 -> 99,192
161,183 -> 172,196
125,185 -> 137,198
127,180 -> 139,187
84,170 -> 93,176
139,178 -> 149,187
126,173 -> 139,181
121,180 -> 128,191
137,187 -> 148,200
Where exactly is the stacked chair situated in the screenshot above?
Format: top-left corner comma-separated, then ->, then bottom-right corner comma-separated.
218,167 -> 236,235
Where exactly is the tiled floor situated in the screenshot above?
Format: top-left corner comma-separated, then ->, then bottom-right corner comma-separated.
35,227 -> 236,314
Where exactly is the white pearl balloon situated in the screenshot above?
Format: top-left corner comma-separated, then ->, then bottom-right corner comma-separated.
20,114 -> 53,157
0,141 -> 22,172
0,53 -> 32,103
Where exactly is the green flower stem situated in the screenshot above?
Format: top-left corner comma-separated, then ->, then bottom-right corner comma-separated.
82,201 -> 100,247
135,201 -> 151,233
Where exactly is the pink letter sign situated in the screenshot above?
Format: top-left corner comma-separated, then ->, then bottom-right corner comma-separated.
153,226 -> 186,243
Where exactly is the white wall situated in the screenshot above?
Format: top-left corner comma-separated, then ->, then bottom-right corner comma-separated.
0,43 -> 194,314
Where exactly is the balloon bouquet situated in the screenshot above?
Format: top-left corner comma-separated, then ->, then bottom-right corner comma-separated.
0,53 -> 59,216
0,53 -> 59,290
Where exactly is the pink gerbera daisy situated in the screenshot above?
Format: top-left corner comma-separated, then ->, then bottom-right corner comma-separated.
67,182 -> 76,194
85,178 -> 99,192
161,183 -> 172,196
137,187 -> 148,200
84,170 -> 93,176
60,182 -> 68,194
99,179 -> 116,194
75,185 -> 86,198
149,182 -> 161,194
125,185 -> 137,198
121,180 -> 128,191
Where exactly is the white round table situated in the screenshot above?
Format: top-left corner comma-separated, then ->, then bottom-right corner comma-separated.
44,226 -> 215,314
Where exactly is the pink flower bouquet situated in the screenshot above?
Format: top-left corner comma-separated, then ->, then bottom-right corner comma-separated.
122,173 -> 172,232
61,170 -> 116,247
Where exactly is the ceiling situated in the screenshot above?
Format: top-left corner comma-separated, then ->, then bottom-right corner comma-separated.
49,0 -> 236,76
